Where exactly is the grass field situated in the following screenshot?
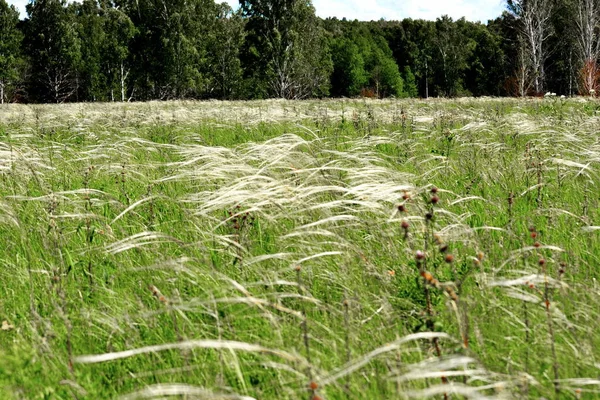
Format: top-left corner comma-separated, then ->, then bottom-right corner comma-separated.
1,98 -> 600,399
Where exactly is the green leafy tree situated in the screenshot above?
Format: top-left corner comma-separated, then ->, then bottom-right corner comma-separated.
329,37 -> 368,96
124,0 -> 216,99
403,66 -> 418,97
462,21 -> 506,96
25,0 -> 81,103
394,18 -> 435,97
101,4 -> 136,101
0,0 -> 23,103
326,20 -> 405,97
206,3 -> 245,99
72,0 -> 105,101
367,36 -> 405,97
434,16 -> 475,96
240,0 -> 332,99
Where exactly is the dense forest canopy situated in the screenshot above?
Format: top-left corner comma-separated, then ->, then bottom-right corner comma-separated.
0,0 -> 598,103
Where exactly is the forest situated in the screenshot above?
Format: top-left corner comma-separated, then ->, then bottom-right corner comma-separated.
0,0 -> 598,103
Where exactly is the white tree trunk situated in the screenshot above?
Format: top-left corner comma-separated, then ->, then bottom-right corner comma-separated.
120,62 -> 129,102
512,0 -> 553,94
575,0 -> 600,93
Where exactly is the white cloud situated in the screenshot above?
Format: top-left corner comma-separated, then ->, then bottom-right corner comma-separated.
8,0 -> 28,18
10,0 -> 505,23
222,0 -> 503,22
312,0 -> 505,22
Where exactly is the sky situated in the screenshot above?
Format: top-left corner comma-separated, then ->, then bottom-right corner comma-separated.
8,0 -> 505,23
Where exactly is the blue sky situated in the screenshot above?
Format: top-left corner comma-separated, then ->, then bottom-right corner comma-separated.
8,0 -> 505,23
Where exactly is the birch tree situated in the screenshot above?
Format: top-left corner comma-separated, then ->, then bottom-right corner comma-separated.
240,0 -> 332,99
102,6 -> 135,101
507,0 -> 553,94
574,0 -> 600,94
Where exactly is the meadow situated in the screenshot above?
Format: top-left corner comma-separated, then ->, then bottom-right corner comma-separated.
0,98 -> 600,399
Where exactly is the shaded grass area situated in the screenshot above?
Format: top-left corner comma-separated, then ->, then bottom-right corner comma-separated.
0,98 -> 599,399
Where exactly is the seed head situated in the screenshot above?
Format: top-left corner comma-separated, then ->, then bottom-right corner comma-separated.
415,250 -> 426,261
425,212 -> 433,220
401,220 -> 410,230
430,196 -> 439,204
421,271 -> 434,282
538,258 -> 546,266
431,186 -> 439,194
398,204 -> 407,213
439,243 -> 449,253
477,251 -> 485,261
533,241 -> 541,248
530,232 -> 537,239
444,254 -> 454,263
402,192 -> 411,200
309,382 -> 319,391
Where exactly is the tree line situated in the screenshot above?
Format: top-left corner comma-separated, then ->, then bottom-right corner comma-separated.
0,0 -> 598,103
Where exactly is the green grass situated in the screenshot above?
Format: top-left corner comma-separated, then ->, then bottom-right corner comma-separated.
0,97 -> 600,399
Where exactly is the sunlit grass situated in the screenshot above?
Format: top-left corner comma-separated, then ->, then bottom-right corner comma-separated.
0,97 -> 599,399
